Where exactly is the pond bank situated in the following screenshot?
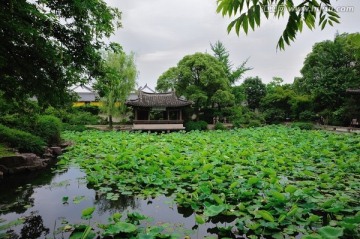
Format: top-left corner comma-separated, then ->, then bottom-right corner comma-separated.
0,143 -> 69,180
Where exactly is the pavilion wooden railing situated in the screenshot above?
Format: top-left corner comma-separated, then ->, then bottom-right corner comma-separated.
133,120 -> 184,124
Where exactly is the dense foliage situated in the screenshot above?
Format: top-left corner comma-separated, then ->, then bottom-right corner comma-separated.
61,127 -> 360,238
243,76 -> 267,110
156,53 -> 231,118
296,33 -> 360,125
185,120 -> 208,131
0,0 -> 121,106
34,115 -> 62,145
0,124 -> 45,154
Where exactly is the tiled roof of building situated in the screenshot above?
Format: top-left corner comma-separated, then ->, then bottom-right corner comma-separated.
71,85 -> 98,102
126,91 -> 192,107
77,92 -> 97,102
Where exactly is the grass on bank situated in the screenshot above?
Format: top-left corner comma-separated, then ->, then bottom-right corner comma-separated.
0,143 -> 15,157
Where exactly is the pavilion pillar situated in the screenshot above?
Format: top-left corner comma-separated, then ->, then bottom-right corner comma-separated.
134,109 -> 138,120
167,110 -> 170,120
179,109 -> 182,120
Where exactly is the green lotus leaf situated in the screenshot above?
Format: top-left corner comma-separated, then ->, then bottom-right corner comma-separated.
204,205 -> 226,217
302,234 -> 322,239
195,214 -> 206,224
285,185 -> 297,194
104,222 -> 137,235
81,207 -> 95,220
318,226 -> 344,239
256,210 -> 275,222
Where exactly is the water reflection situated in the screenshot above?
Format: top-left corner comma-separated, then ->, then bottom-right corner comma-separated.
95,194 -> 139,215
0,166 -> 234,238
0,168 -> 66,215
20,211 -> 49,239
2,211 -> 49,239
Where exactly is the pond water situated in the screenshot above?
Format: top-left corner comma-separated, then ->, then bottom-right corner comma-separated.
0,166 -> 235,239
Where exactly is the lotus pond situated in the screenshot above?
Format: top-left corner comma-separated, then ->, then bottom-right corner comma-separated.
1,126 -> 359,238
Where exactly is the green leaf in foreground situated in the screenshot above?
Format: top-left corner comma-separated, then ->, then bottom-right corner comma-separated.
318,226 -> 344,239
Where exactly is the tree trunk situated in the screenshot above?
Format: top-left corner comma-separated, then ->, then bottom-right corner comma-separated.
109,115 -> 113,129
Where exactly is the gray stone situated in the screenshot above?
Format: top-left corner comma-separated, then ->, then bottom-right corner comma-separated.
60,142 -> 72,148
0,155 -> 27,168
0,153 -> 47,175
0,165 -> 8,174
50,147 -> 62,156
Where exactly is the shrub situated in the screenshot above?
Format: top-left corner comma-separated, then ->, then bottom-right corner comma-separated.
0,114 -> 34,132
75,105 -> 100,115
62,123 -> 88,132
299,110 -> 316,122
67,111 -> 100,125
34,115 -> 62,145
291,122 -> 314,130
263,108 -> 286,124
0,124 -> 45,154
185,121 -> 208,131
214,122 -> 227,130
230,106 -> 265,128
44,106 -> 100,126
248,120 -> 263,128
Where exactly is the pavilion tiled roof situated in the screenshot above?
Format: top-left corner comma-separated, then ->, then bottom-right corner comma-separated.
126,91 -> 192,107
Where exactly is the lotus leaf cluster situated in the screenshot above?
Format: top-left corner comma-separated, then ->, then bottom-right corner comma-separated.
61,126 -> 360,238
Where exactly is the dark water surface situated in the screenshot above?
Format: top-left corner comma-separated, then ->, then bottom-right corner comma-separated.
0,166 -> 233,238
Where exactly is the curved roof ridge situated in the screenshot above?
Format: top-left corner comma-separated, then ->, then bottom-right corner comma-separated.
126,90 -> 192,108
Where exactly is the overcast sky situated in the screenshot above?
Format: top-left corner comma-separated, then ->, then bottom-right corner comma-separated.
105,0 -> 360,89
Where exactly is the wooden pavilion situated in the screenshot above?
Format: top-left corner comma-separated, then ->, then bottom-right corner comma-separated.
126,88 -> 192,131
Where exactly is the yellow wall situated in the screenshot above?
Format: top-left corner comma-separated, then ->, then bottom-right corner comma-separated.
72,102 -> 121,107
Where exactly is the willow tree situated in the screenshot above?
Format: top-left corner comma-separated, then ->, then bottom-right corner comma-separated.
95,50 -> 137,128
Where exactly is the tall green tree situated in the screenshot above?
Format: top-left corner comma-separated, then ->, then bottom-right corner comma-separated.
210,41 -> 251,84
216,0 -> 341,49
156,53 -> 232,119
242,76 -> 266,110
266,77 -> 284,93
0,0 -> 121,106
297,33 -> 360,124
297,33 -> 360,112
211,89 -> 235,111
231,85 -> 246,105
94,50 -> 137,128
156,67 -> 178,92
